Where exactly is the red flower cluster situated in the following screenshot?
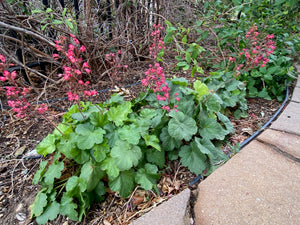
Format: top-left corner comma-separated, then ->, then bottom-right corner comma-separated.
232,25 -> 276,72
0,55 -> 48,117
54,34 -> 96,102
142,24 -> 179,112
149,24 -> 166,59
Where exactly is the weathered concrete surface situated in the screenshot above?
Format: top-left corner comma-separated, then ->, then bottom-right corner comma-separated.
130,188 -> 191,225
194,140 -> 300,225
257,129 -> 300,160
270,102 -> 300,135
291,86 -> 300,103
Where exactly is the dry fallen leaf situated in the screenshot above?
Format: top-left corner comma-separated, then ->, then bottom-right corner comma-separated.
131,195 -> 145,207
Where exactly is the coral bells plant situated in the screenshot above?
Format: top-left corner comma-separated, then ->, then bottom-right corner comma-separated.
0,55 -> 35,118
142,24 -> 179,112
142,63 -> 179,112
149,24 -> 166,59
53,34 -> 96,102
229,25 -> 276,74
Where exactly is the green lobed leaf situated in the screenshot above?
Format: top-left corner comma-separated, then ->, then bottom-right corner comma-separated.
43,160 -> 64,185
217,112 -> 234,134
179,141 -> 207,175
71,105 -> 99,121
80,161 -> 105,192
33,161 -> 48,185
53,123 -> 73,137
94,181 -> 106,201
206,94 -> 221,113
135,164 -> 160,190
199,118 -> 227,140
109,170 -> 135,198
75,123 -> 106,150
60,193 -> 78,221
36,201 -> 60,225
66,176 -> 87,196
92,141 -> 109,162
108,93 -> 125,105
139,108 -> 158,120
104,123 -> 120,147
57,138 -> 75,159
90,111 -> 109,127
194,80 -> 209,101
118,124 -> 141,145
100,157 -> 120,180
30,190 -> 48,218
176,95 -> 195,117
36,134 -> 56,156
196,137 -> 228,169
159,127 -> 181,151
168,111 -> 197,141
111,140 -> 142,171
107,101 -> 132,126
142,134 -> 161,151
146,148 -> 165,168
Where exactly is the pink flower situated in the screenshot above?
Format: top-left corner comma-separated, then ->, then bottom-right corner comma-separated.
75,69 -> 81,75
0,55 -> 6,62
70,34 -> 75,38
85,68 -> 91,74
79,45 -> 86,52
261,64 -> 265,68
117,50 -> 122,54
73,38 -> 79,45
0,76 -> 5,81
38,104 -> 48,114
176,97 -> 180,101
90,90 -> 97,96
229,57 -> 235,61
142,79 -> 148,86
78,80 -> 84,85
83,62 -> 89,68
67,92 -> 79,101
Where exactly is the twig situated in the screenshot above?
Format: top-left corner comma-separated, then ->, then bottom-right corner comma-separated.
208,27 -> 226,64
0,21 -> 55,47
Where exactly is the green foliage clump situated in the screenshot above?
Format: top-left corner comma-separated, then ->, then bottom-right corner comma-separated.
31,76 -> 243,223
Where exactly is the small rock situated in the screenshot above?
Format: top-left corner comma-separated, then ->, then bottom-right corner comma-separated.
16,212 -> 26,222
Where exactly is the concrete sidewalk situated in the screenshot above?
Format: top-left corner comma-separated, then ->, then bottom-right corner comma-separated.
130,66 -> 300,225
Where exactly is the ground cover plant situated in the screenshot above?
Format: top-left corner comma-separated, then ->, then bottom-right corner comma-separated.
0,0 -> 299,224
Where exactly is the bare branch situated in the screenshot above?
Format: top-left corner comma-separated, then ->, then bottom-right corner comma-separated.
0,21 -> 55,48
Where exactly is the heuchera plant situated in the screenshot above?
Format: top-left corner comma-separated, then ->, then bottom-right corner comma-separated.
229,25 -> 276,74
28,27 -> 233,224
53,34 -> 97,102
0,55 -> 48,118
